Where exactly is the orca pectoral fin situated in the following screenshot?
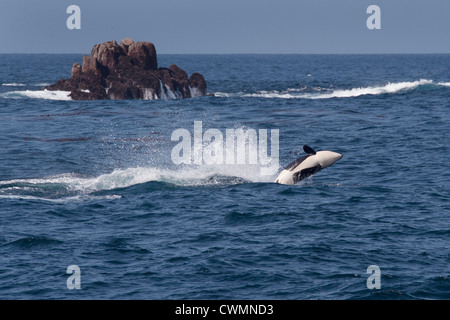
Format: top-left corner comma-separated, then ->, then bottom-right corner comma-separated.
293,165 -> 322,183
303,145 -> 316,155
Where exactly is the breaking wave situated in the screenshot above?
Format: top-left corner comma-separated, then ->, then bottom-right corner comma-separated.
217,79 -> 447,100
303,79 -> 434,99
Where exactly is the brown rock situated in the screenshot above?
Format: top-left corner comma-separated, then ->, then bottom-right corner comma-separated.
107,81 -> 133,100
71,63 -> 81,78
189,73 -> 207,97
120,38 -> 134,54
82,56 -> 101,76
169,65 -> 191,98
121,38 -> 134,46
170,64 -> 188,81
90,44 -> 100,57
91,40 -> 125,71
128,41 -> 158,70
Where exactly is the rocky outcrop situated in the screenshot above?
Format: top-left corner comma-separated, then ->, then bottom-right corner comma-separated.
46,38 -> 209,100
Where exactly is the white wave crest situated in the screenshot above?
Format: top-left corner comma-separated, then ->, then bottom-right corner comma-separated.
229,79 -> 435,100
213,92 -> 237,98
2,83 -> 26,87
308,79 -> 433,99
437,82 -> 450,87
2,89 -> 72,100
243,90 -> 301,99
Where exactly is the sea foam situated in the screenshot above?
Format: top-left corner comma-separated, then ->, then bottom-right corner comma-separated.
2,89 -> 72,100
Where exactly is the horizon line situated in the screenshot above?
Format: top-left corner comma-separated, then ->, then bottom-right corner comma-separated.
1,52 -> 450,55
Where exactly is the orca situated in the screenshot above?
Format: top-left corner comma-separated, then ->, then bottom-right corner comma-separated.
274,145 -> 343,185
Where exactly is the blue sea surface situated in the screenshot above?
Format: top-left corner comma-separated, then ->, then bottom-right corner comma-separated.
0,54 -> 449,299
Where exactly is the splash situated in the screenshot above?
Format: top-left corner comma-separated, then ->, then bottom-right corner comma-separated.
0,164 -> 277,201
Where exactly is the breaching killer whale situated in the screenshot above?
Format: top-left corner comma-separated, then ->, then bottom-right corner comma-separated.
274,145 -> 343,185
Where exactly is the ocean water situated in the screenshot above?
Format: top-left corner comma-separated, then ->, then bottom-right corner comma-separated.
0,54 -> 449,300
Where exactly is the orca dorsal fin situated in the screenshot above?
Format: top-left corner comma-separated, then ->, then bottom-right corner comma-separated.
303,145 -> 316,155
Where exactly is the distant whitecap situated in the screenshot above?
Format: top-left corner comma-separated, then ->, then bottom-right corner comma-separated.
2,83 -> 26,87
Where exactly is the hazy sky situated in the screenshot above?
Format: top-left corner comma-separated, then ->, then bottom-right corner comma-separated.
0,0 -> 449,54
